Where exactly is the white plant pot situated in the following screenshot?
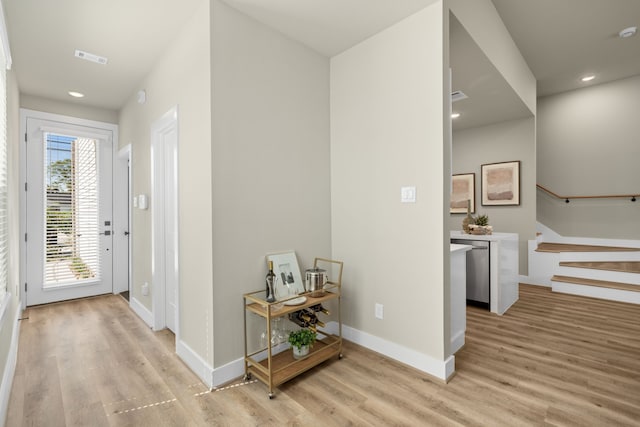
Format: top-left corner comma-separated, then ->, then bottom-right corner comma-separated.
292,345 -> 309,359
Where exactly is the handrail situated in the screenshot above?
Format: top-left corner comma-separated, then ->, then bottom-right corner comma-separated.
536,184 -> 637,203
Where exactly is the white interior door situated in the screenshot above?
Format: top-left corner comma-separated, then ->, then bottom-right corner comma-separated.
152,107 -> 178,332
25,117 -> 114,306
164,127 -> 178,332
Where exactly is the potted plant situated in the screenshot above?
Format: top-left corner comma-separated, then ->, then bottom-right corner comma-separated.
468,214 -> 493,235
288,328 -> 316,359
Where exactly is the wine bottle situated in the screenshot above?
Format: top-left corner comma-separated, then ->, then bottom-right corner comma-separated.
265,260 -> 276,303
296,309 -> 326,329
309,304 -> 330,316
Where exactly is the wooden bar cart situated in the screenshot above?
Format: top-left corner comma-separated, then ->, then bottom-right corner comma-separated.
243,258 -> 343,399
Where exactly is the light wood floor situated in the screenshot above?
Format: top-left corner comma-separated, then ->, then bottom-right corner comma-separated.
6,285 -> 640,426
536,242 -> 640,253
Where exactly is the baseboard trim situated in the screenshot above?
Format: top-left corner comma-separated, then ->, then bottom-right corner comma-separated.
184,322 -> 454,390
0,300 -> 21,427
176,339 -> 215,389
129,296 -> 153,328
450,330 -> 465,354
212,357 -> 244,388
338,322 -> 452,381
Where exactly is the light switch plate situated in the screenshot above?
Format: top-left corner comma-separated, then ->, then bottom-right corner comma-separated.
401,186 -> 416,203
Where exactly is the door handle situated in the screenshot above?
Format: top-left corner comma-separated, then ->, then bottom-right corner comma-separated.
124,231 -> 130,236
99,230 -> 111,236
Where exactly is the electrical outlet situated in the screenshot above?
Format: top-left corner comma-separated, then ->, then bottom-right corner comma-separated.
375,303 -> 384,320
142,282 -> 149,296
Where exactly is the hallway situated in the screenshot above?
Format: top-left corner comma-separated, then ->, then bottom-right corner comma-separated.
6,286 -> 640,426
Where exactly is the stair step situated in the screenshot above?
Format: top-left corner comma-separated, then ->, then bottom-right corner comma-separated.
536,242 -> 640,253
559,261 -> 640,274
552,275 -> 640,293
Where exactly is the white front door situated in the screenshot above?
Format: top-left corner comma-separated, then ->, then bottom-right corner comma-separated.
25,117 -> 113,306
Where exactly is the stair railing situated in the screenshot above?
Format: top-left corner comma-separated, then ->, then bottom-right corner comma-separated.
536,184 -> 638,204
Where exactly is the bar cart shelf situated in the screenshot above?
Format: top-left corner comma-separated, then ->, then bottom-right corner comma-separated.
243,258 -> 343,399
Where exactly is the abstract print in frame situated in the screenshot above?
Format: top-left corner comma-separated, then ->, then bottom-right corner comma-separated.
450,173 -> 475,214
481,161 -> 520,206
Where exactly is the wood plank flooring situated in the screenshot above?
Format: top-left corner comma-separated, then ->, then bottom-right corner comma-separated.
6,285 -> 640,426
536,243 -> 640,253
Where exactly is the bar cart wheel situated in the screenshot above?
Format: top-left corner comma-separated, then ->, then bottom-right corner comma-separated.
268,392 -> 275,400
243,373 -> 252,381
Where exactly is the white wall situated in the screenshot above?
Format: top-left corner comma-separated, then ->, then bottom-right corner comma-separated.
118,0 -> 213,362
20,94 -> 117,124
537,75 -> 640,239
331,3 -> 449,363
210,0 -> 331,366
450,117 -> 536,274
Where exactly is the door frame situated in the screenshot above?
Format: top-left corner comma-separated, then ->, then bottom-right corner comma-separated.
113,144 -> 131,295
151,106 -> 179,335
19,109 -> 119,309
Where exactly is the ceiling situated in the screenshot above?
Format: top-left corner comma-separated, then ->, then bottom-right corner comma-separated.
221,0 -> 438,57
449,14 -> 531,131
3,0 -> 203,111
3,0 -> 639,126
492,0 -> 640,97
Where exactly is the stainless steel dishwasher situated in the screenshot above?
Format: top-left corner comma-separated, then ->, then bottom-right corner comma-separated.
451,239 -> 490,309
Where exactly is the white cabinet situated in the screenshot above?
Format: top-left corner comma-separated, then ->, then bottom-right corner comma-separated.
450,244 -> 471,354
450,231 -> 519,315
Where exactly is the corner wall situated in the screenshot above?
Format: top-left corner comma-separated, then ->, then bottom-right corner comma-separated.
331,2 -> 449,368
210,0 -> 331,367
118,0 -> 213,366
537,75 -> 640,239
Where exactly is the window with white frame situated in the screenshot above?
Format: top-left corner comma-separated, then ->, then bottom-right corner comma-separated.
0,10 -> 9,301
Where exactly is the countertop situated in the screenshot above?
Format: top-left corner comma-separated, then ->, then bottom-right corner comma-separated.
450,230 -> 518,242
450,243 -> 472,253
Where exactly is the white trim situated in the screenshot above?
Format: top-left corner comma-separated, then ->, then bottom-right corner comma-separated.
0,293 -> 9,324
551,281 -> 640,305
338,322 -> 453,381
450,330 -> 465,355
0,298 -> 20,426
176,321 -> 456,391
19,109 -> 118,309
174,343 -> 250,389
129,296 -> 153,328
176,339 -> 214,389
151,106 -> 179,333
113,145 -> 130,294
212,358 -> 245,388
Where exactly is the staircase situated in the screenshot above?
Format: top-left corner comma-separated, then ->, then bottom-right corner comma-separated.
529,227 -> 640,304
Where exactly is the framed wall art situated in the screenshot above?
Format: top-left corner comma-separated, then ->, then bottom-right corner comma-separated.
481,161 -> 520,206
265,251 -> 305,295
450,173 -> 475,214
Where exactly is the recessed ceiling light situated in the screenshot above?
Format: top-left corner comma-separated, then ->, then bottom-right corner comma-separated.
619,26 -> 637,38
451,113 -> 461,119
68,91 -> 85,98
581,75 -> 595,82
